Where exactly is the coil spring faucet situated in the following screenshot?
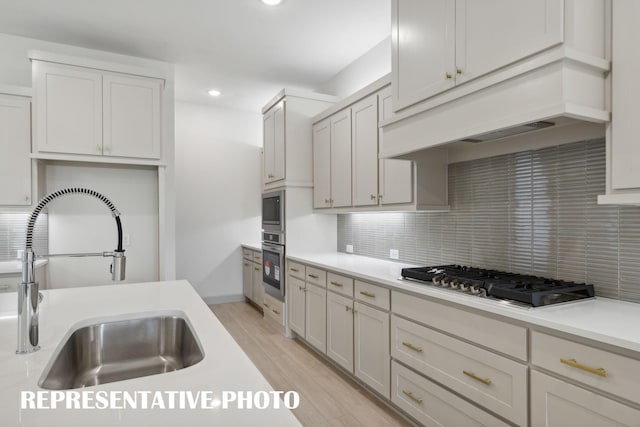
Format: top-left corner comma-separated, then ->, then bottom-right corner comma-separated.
17,188 -> 126,354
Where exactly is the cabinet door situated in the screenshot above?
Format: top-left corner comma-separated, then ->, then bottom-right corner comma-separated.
305,283 -> 326,353
242,259 -> 253,299
312,119 -> 331,208
354,302 -> 390,399
455,0 -> 563,84
531,371 -> 640,427
330,109 -> 352,208
327,292 -> 354,372
378,87 -> 413,205
34,61 -> 102,155
103,73 -> 161,159
252,262 -> 263,305
288,276 -> 306,337
0,95 -> 31,205
263,101 -> 285,184
392,0 -> 456,111
351,94 -> 379,207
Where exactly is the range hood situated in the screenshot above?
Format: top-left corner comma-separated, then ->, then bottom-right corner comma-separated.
380,56 -> 611,160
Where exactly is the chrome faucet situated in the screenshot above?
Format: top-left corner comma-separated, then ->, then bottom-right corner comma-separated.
17,188 -> 126,354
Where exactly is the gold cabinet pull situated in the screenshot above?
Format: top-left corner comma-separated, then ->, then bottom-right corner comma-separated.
402,342 -> 423,353
378,194 -> 383,199
560,358 -> 607,377
456,66 -> 462,74
267,174 -> 275,178
370,194 -> 376,200
308,274 -> 319,279
244,263 -> 249,266
330,281 -> 343,287
402,390 -> 423,404
445,72 -> 452,80
263,302 -> 269,308
290,268 -> 299,272
104,146 -> 111,153
345,306 -> 351,312
463,370 -> 492,386
360,291 -> 375,298
254,267 -> 260,271
272,309 -> 279,315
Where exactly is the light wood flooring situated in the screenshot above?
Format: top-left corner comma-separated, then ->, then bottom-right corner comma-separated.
209,301 -> 415,427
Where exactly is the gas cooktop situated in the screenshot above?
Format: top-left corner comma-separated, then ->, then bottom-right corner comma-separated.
401,265 -> 595,307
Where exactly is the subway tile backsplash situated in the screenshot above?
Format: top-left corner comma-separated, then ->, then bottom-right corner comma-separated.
0,213 -> 48,261
338,138 -> 640,303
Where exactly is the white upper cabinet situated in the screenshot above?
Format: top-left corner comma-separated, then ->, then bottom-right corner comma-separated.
312,119 -> 332,208
330,109 -> 352,208
103,73 -> 161,159
0,93 -> 31,206
392,0 -> 456,111
33,60 -> 163,161
455,0 -> 563,84
263,101 -> 285,184
352,94 -> 379,207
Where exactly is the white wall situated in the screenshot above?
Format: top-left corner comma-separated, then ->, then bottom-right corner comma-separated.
175,102 -> 262,303
317,36 -> 391,98
45,162 -> 159,287
0,32 -> 176,282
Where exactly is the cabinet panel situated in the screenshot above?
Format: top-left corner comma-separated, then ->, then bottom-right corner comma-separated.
305,283 -> 326,353
327,291 -> 354,372
351,94 -> 378,207
355,280 -> 390,311
287,261 -> 305,279
251,262 -> 263,305
305,266 -> 326,288
327,272 -> 354,297
0,95 -> 31,205
312,120 -> 331,208
330,110 -> 352,208
392,0 -> 456,111
263,109 -> 275,182
455,0 -> 563,84
531,370 -> 640,427
392,361 -> 510,427
242,260 -> 253,300
103,73 -> 161,159
34,62 -> 102,155
288,276 -> 306,337
354,302 -> 390,398
263,293 -> 284,326
273,102 -> 286,182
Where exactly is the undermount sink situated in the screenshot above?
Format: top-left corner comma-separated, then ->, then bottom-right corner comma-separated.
39,314 -> 204,390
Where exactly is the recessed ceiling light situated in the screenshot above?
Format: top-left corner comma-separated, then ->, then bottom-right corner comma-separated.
207,89 -> 221,97
261,0 -> 282,5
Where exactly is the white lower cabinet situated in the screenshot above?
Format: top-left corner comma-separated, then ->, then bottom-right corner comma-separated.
251,263 -> 263,305
354,301 -> 390,399
287,276 -> 306,337
242,248 -> 263,306
326,291 -> 354,372
392,361 -> 510,427
531,370 -> 640,427
305,283 -> 326,353
242,259 -> 253,300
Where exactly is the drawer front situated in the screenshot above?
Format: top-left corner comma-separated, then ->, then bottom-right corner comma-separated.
305,266 -> 326,288
392,315 -> 527,426
391,361 -> 510,427
392,291 -> 527,360
252,250 -> 263,265
327,272 -> 354,297
287,261 -> 305,279
531,370 -> 640,427
532,330 -> 640,406
0,276 -> 19,293
242,248 -> 253,260
355,280 -> 390,310
263,293 -> 284,326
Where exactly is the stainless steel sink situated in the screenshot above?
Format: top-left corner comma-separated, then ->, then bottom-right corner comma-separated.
39,314 -> 204,390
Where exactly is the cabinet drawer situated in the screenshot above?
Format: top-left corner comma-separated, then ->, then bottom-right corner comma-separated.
305,266 -> 326,288
392,291 -> 527,360
0,275 -> 19,293
251,250 -> 262,265
327,272 -> 353,297
242,248 -> 253,260
287,261 -> 305,279
262,293 -> 284,326
355,280 -> 390,310
531,370 -> 640,427
392,315 -> 527,426
531,331 -> 640,406
391,361 -> 510,427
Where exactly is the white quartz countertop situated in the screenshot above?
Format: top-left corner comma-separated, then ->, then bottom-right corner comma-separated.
241,242 -> 262,252
0,259 -> 47,275
0,280 -> 301,426
288,252 -> 640,355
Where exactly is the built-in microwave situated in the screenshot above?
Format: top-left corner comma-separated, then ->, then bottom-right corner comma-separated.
262,190 -> 285,232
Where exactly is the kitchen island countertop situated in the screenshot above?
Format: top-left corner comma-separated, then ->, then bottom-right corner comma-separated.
0,280 -> 301,426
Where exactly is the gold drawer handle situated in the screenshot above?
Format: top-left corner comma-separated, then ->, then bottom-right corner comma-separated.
463,370 -> 492,386
560,358 -> 607,378
291,268 -> 299,272
308,274 -> 319,279
268,174 -> 275,178
272,309 -> 279,315
402,342 -> 423,353
330,281 -> 343,287
244,263 -> 249,266
402,390 -> 423,404
263,303 -> 269,308
0,285 -> 10,290
360,291 -> 375,298
254,267 -> 260,271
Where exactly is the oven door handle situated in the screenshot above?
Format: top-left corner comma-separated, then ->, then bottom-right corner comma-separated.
262,243 -> 284,253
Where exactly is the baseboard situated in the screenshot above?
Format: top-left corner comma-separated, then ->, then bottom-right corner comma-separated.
202,294 -> 245,305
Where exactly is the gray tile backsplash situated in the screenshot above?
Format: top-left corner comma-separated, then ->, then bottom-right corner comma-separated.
0,213 -> 48,261
338,138 -> 640,303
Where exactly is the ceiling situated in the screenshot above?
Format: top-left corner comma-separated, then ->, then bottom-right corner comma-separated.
0,0 -> 391,111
